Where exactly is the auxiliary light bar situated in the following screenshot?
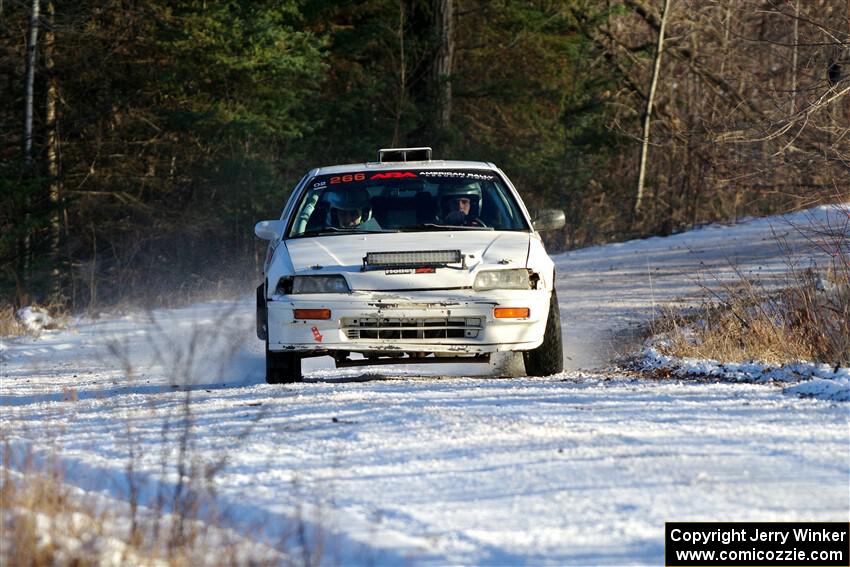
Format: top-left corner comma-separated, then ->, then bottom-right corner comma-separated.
363,249 -> 463,270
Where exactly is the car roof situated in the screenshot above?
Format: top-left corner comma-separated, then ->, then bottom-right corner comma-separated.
314,160 -> 497,176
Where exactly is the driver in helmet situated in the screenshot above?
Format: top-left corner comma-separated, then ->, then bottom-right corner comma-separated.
441,183 -> 483,226
325,186 -> 382,230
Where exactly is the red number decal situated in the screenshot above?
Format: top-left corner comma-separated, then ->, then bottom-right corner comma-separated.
329,173 -> 366,184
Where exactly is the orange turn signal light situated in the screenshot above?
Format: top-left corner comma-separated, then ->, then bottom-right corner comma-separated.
293,308 -> 332,320
494,307 -> 530,319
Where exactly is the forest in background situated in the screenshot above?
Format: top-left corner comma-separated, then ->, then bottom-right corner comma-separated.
1,0 -> 848,311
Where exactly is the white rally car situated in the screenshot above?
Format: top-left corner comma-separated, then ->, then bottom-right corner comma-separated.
254,147 -> 566,383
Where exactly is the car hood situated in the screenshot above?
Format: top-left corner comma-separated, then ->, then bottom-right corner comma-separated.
278,231 -> 531,291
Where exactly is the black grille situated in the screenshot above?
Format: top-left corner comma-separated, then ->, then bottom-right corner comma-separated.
342,317 -> 481,340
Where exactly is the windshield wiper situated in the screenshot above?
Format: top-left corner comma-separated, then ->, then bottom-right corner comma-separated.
401,223 -> 494,232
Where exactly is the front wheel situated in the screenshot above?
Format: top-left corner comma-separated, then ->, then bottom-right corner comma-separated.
523,290 -> 564,376
256,283 -> 267,340
265,340 -> 302,384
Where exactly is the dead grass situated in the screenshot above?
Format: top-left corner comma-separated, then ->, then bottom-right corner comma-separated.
654,290 -> 818,365
0,302 -> 71,337
1,312 -> 305,566
1,464 -> 115,566
0,304 -> 24,337
651,207 -> 850,366
0,461 -> 285,566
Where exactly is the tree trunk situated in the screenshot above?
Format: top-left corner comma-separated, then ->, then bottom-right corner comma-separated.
789,0 -> 799,116
392,0 -> 406,146
46,0 -> 62,300
634,0 -> 672,217
22,0 -> 41,285
434,0 -> 454,130
24,0 -> 40,166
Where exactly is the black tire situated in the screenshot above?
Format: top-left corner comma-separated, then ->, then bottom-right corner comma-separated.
256,283 -> 268,341
523,290 -> 564,376
265,340 -> 303,384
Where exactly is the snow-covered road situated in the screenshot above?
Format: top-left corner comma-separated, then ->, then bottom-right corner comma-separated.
2,205 -> 849,565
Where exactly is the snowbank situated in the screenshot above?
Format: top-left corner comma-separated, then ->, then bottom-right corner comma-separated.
632,347 -> 850,402
15,306 -> 56,333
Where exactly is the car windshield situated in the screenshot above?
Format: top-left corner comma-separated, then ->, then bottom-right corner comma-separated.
287,168 -> 529,237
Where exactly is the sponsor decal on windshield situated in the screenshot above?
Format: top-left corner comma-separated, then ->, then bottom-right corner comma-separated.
420,171 -> 494,180
326,171 -> 419,184
370,172 -> 418,180
319,170 -> 492,186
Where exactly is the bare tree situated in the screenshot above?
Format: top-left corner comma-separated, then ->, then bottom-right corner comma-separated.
634,0 -> 672,217
592,0 -> 848,233
21,0 -> 41,282
45,0 -> 61,300
789,0 -> 799,115
23,0 -> 40,166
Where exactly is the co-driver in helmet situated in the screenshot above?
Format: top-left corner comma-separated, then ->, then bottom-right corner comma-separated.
325,186 -> 382,230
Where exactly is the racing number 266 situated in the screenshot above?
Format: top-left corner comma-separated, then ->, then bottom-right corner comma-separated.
330,173 -> 366,184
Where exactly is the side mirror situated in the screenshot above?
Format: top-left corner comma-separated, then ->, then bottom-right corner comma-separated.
254,220 -> 285,241
532,209 -> 565,232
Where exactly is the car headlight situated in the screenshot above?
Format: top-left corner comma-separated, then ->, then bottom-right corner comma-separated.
276,275 -> 351,294
473,269 -> 530,291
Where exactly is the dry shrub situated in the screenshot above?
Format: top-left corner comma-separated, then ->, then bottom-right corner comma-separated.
1,465 -> 110,566
656,290 -> 817,365
0,449 -> 283,567
784,257 -> 850,366
654,207 -> 850,366
0,304 -> 24,337
0,302 -> 70,337
2,314 -> 291,567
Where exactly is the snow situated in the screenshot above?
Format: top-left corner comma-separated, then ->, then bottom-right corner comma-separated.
632,347 -> 850,401
15,305 -> 56,333
1,204 -> 849,565
556,204 -> 850,370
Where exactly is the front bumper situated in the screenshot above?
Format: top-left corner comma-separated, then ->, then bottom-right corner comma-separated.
267,289 -> 551,355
